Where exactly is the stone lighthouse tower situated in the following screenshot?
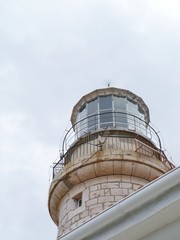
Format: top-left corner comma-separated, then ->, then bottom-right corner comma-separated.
48,87 -> 174,239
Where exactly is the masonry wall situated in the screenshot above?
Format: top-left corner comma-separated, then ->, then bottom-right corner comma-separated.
57,175 -> 149,237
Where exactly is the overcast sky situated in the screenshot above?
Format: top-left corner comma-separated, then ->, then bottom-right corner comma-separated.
1,0 -> 180,239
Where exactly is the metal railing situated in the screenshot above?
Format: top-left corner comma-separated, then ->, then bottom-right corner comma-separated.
62,112 -> 161,153
51,112 -> 173,178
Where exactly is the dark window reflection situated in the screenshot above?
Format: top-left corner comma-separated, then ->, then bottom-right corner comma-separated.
100,111 -> 113,128
87,98 -> 98,131
114,96 -> 126,111
99,96 -> 112,110
138,105 -> 144,115
79,104 -> 86,113
88,115 -> 98,131
99,96 -> 113,128
88,98 -> 98,114
79,105 -> 87,136
114,112 -> 128,128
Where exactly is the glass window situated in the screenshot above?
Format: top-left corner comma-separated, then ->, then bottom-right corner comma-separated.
113,96 -> 126,111
75,113 -> 80,136
80,106 -> 87,135
79,104 -> 86,113
99,96 -> 113,128
99,96 -> 112,110
80,105 -> 87,119
113,96 -> 127,128
100,111 -> 113,128
88,98 -> 98,114
73,192 -> 82,208
126,100 -> 137,131
114,112 -> 128,128
87,98 -> 98,131
138,105 -> 145,120
127,99 -> 138,114
88,115 -> 98,131
138,105 -> 144,115
76,105 -> 88,137
100,111 -> 113,123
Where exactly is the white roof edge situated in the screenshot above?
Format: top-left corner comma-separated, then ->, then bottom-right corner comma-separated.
59,166 -> 180,240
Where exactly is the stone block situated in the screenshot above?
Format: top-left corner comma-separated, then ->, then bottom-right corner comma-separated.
98,195 -> 114,203
132,162 -> 151,180
69,182 -> 85,198
85,176 -> 107,187
130,176 -> 149,185
128,189 -> 135,195
90,189 -> 104,199
61,214 -> 68,226
86,198 -> 98,207
64,219 -> 72,229
111,188 -> 128,196
101,182 -> 119,189
104,202 -> 114,209
69,222 -> 77,231
82,188 -> 89,202
104,188 -> 111,195
113,161 -> 122,175
78,216 -> 91,226
90,184 -> 101,191
80,210 -> 89,219
115,195 -> 124,202
94,161 -> 113,176
148,168 -> 162,181
121,182 -> 132,189
71,214 -> 80,224
133,184 -> 142,190
107,175 -> 121,182
121,175 -> 131,182
89,204 -> 103,215
121,161 -> 133,175
76,164 -> 96,182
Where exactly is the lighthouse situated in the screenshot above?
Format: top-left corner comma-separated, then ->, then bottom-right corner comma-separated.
48,87 -> 174,239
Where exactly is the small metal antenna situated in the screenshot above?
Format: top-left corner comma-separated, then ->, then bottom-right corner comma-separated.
107,80 -> 111,87
104,79 -> 111,87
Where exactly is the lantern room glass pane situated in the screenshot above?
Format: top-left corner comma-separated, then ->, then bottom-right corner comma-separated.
88,115 -> 98,131
127,99 -> 137,131
77,105 -> 87,136
88,98 -> 98,114
99,96 -> 112,110
100,111 -> 113,128
113,96 -> 127,128
113,96 -> 126,111
127,99 -> 138,114
114,112 -> 128,128
99,96 -> 113,128
87,98 -> 98,131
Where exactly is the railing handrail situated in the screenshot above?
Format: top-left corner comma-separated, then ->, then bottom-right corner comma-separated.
61,111 -> 162,155
52,133 -> 172,179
